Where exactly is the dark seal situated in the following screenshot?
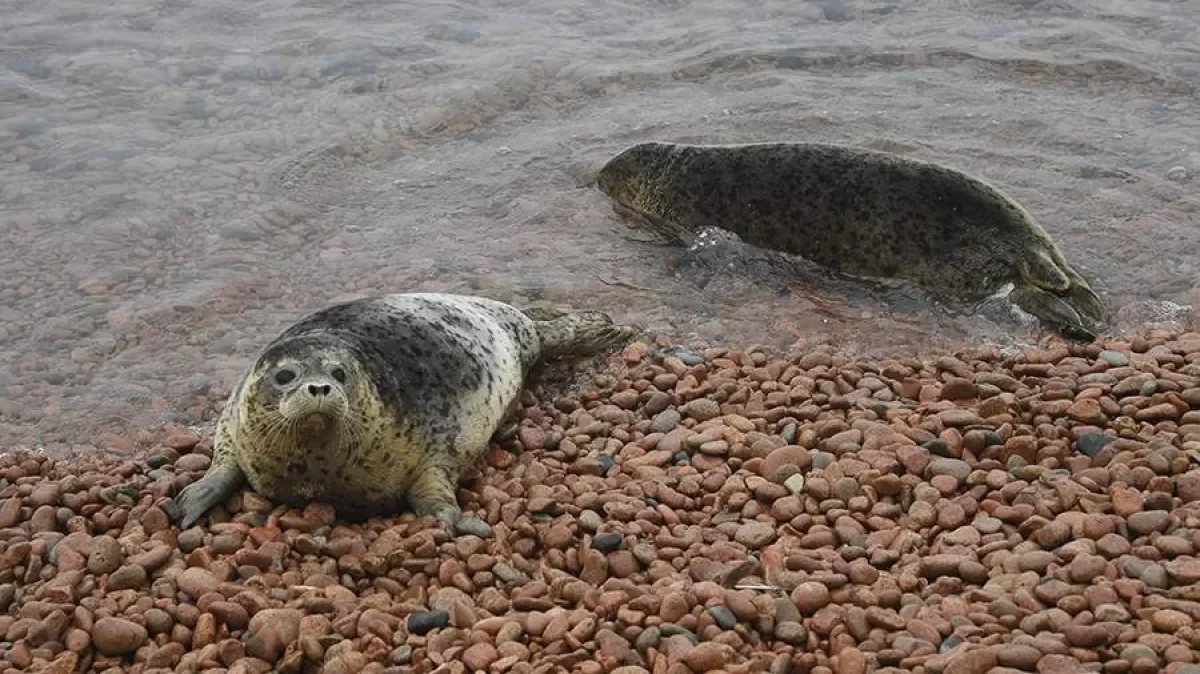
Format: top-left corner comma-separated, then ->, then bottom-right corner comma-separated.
596,141 -> 1106,341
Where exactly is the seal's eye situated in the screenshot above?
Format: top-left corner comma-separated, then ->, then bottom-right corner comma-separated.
274,369 -> 296,386
331,367 -> 347,383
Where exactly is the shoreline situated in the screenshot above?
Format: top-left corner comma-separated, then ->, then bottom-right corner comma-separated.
0,327 -> 1198,673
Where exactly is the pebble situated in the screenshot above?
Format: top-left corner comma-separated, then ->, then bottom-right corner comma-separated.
87,536 -> 124,574
408,610 -> 450,635
707,606 -> 737,630
734,521 -> 776,548
0,330 -> 1196,672
177,566 -> 221,597
792,582 -> 831,614
592,532 -> 624,552
1076,431 -> 1116,458
91,617 -> 147,656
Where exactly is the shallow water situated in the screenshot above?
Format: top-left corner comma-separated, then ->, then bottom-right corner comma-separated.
1,0 -> 1199,452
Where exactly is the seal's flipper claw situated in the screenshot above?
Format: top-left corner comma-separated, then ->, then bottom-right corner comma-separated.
1061,281 -> 1107,327
453,516 -> 494,539
409,467 -> 468,535
1011,282 -> 1097,343
168,466 -> 245,529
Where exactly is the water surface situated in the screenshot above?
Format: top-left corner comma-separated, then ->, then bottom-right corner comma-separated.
2,0 -> 1198,452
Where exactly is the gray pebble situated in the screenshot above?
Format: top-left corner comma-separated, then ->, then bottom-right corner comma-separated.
1140,563 -> 1170,589
492,562 -> 528,584
145,453 -> 174,469
708,606 -> 737,630
1098,350 -> 1129,367
1121,643 -> 1160,664
634,626 -> 661,652
578,510 -> 603,533
774,620 -> 806,645
390,645 -> 412,665
922,439 -> 954,457
1076,432 -> 1116,459
454,516 -> 493,539
643,392 -> 673,416
592,532 -> 624,553
976,431 -> 1004,448
658,623 -> 699,643
407,610 -> 449,635
928,457 -> 972,481
650,409 -> 681,434
0,584 -> 13,612
940,635 -> 964,654
659,346 -> 705,365
780,422 -> 798,445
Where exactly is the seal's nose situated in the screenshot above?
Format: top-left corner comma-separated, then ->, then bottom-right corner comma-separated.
307,383 -> 332,397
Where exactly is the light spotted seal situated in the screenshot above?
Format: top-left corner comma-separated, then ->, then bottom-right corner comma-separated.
596,141 -> 1107,342
165,293 -> 636,536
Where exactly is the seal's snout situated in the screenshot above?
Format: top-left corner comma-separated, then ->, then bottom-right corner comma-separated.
298,377 -> 343,407
280,374 -> 349,420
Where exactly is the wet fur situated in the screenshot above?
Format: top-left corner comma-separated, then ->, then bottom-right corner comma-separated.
597,141 -> 1106,341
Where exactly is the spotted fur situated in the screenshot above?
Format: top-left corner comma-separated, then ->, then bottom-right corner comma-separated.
166,293 -> 635,534
597,141 -> 1107,341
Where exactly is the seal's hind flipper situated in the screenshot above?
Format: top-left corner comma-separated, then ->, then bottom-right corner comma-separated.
1059,279 -> 1106,326
1021,249 -> 1072,292
1016,248 -> 1107,341
1010,282 -> 1098,343
166,464 -> 246,528
534,310 -> 637,359
521,307 -> 569,322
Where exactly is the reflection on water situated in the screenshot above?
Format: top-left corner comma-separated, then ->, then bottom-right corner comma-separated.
1,0 -> 1198,452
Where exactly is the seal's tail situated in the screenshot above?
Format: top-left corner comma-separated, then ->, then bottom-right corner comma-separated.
526,308 -> 637,359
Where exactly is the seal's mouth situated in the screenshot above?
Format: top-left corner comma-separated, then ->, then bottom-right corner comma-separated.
297,411 -> 338,434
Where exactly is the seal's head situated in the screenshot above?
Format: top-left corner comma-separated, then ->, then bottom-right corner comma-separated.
595,141 -> 677,214
250,334 -> 362,436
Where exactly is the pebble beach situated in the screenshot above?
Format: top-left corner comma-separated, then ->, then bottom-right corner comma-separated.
3,328 -> 1200,674
4,0 -> 1200,672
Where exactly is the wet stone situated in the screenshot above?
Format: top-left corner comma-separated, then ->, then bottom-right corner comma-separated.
407,610 -> 449,635
1077,432 -> 1117,458
707,606 -> 737,630
593,532 -> 624,552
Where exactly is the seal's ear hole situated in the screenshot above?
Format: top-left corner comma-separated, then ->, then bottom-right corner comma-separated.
331,367 -> 347,384
275,369 -> 297,386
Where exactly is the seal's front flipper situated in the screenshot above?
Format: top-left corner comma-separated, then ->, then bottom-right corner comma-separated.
166,465 -> 246,529
1010,282 -> 1097,343
409,465 -> 492,538
490,396 -> 523,446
